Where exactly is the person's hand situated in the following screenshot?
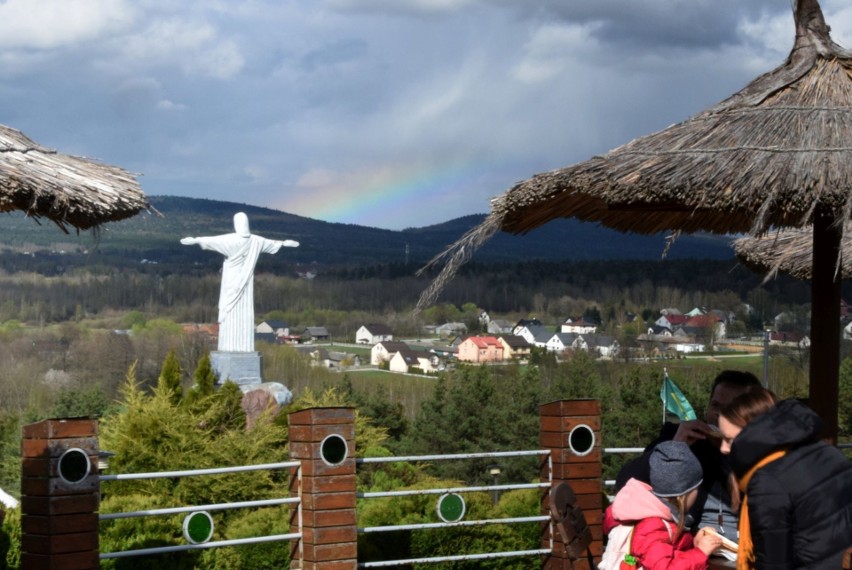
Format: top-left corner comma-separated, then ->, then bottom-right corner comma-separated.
672,420 -> 717,445
180,237 -> 197,245
280,240 -> 299,247
694,528 -> 724,556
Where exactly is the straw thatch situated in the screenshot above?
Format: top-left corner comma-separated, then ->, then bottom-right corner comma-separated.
0,124 -> 150,232
734,226 -> 852,281
418,0 -> 852,308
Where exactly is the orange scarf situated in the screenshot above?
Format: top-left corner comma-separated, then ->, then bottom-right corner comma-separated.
736,450 -> 787,570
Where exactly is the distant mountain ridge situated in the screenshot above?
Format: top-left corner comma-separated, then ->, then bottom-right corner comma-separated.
0,195 -> 735,267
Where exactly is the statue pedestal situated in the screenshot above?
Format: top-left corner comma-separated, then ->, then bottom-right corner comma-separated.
210,351 -> 263,387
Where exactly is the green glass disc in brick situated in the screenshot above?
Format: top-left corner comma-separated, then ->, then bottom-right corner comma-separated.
183,511 -> 214,544
437,493 -> 465,523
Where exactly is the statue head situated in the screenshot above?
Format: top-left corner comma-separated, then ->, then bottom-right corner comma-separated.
234,212 -> 250,237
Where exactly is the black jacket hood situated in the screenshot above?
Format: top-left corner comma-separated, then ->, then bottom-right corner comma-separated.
728,399 -> 823,478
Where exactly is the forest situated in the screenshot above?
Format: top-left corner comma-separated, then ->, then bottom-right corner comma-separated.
0,254 -> 846,568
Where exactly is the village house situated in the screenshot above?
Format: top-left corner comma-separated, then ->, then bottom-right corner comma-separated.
655,313 -> 689,331
181,323 -> 218,343
389,349 -> 439,374
356,323 -> 393,345
435,322 -> 467,338
579,334 -> 619,358
647,324 -> 673,336
638,330 -> 704,354
560,317 -> 598,334
682,314 -> 726,341
370,341 -> 409,366
546,332 -> 578,353
512,318 -> 543,336
255,332 -> 277,345
477,310 -> 513,334
293,347 -> 361,369
487,319 -> 514,335
515,323 -> 551,347
256,320 -> 289,336
302,326 -> 331,342
457,336 -> 504,363
497,335 -> 532,360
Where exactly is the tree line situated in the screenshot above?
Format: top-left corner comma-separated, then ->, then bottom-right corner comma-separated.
0,258 -> 821,338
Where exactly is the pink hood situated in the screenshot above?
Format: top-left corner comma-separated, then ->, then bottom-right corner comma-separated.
610,478 -> 674,523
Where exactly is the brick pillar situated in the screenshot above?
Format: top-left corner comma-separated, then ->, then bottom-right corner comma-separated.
540,400 -> 603,570
288,407 -> 357,570
21,418 -> 100,570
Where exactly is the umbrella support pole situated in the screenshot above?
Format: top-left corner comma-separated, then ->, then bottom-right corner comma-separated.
809,213 -> 841,444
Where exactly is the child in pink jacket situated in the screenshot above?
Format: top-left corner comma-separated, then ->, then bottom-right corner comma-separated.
603,441 -> 722,570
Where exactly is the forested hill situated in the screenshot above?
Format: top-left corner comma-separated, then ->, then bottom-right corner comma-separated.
0,195 -> 735,267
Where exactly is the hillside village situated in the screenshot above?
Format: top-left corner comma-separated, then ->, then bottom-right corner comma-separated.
236,301 -> 831,375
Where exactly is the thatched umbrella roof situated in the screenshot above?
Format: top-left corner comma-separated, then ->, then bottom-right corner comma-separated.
0,124 -> 150,232
734,227 -> 852,280
419,0 -> 848,440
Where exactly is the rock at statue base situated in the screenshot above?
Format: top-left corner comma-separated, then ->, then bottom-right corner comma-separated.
240,383 -> 294,429
210,351 -> 263,386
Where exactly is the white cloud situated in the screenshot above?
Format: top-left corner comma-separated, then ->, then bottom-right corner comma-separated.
156,99 -> 187,111
0,0 -> 134,50
327,0 -> 478,16
513,23 -> 596,83
118,18 -> 245,79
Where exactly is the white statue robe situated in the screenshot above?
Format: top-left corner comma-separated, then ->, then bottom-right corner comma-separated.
195,233 -> 283,352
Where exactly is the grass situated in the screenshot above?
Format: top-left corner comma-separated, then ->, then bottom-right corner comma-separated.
345,369 -> 437,421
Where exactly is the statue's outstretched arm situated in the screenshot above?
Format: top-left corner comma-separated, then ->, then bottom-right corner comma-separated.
280,240 -> 299,248
180,237 -> 198,245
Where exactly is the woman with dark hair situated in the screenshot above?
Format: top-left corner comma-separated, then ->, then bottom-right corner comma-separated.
718,388 -> 852,570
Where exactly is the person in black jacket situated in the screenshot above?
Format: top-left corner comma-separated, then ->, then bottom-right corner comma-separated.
615,370 -> 761,538
719,389 -> 852,569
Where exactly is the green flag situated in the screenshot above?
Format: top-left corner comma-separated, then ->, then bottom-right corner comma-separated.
661,372 -> 697,422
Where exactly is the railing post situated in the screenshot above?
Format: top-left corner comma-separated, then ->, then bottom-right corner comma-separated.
20,418 -> 100,570
288,407 -> 357,569
540,399 -> 603,570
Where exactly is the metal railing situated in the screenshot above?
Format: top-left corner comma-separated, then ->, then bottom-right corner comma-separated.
355,449 -> 553,568
603,447 -> 644,487
98,460 -> 301,560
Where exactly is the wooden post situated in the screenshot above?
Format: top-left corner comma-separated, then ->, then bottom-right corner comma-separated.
20,418 -> 100,570
540,400 -> 603,570
810,212 -> 841,443
288,407 -> 357,570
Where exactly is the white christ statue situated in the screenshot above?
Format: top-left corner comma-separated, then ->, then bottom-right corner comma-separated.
181,212 -> 299,353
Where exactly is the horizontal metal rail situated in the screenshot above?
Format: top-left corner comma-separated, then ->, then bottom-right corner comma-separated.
359,515 -> 549,534
357,448 -> 553,568
100,497 -> 299,520
358,548 -> 552,567
358,482 -> 548,499
357,449 -> 550,464
99,461 -> 300,481
100,532 -> 301,559
603,447 -> 643,454
603,447 -> 643,487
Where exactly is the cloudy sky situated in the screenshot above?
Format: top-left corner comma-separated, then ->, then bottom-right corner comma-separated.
1,1 -> 850,230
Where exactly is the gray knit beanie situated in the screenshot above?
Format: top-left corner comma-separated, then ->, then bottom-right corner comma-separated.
649,441 -> 703,498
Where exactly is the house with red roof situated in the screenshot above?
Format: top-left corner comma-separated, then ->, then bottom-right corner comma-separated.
457,336 -> 504,363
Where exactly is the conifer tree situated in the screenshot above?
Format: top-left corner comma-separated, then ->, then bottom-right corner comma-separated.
186,353 -> 216,407
157,349 -> 182,406
212,380 -> 245,431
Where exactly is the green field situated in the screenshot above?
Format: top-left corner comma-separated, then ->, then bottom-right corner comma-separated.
345,369 -> 437,421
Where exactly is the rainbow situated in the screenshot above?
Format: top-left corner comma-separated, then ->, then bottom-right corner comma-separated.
277,161 -> 508,229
